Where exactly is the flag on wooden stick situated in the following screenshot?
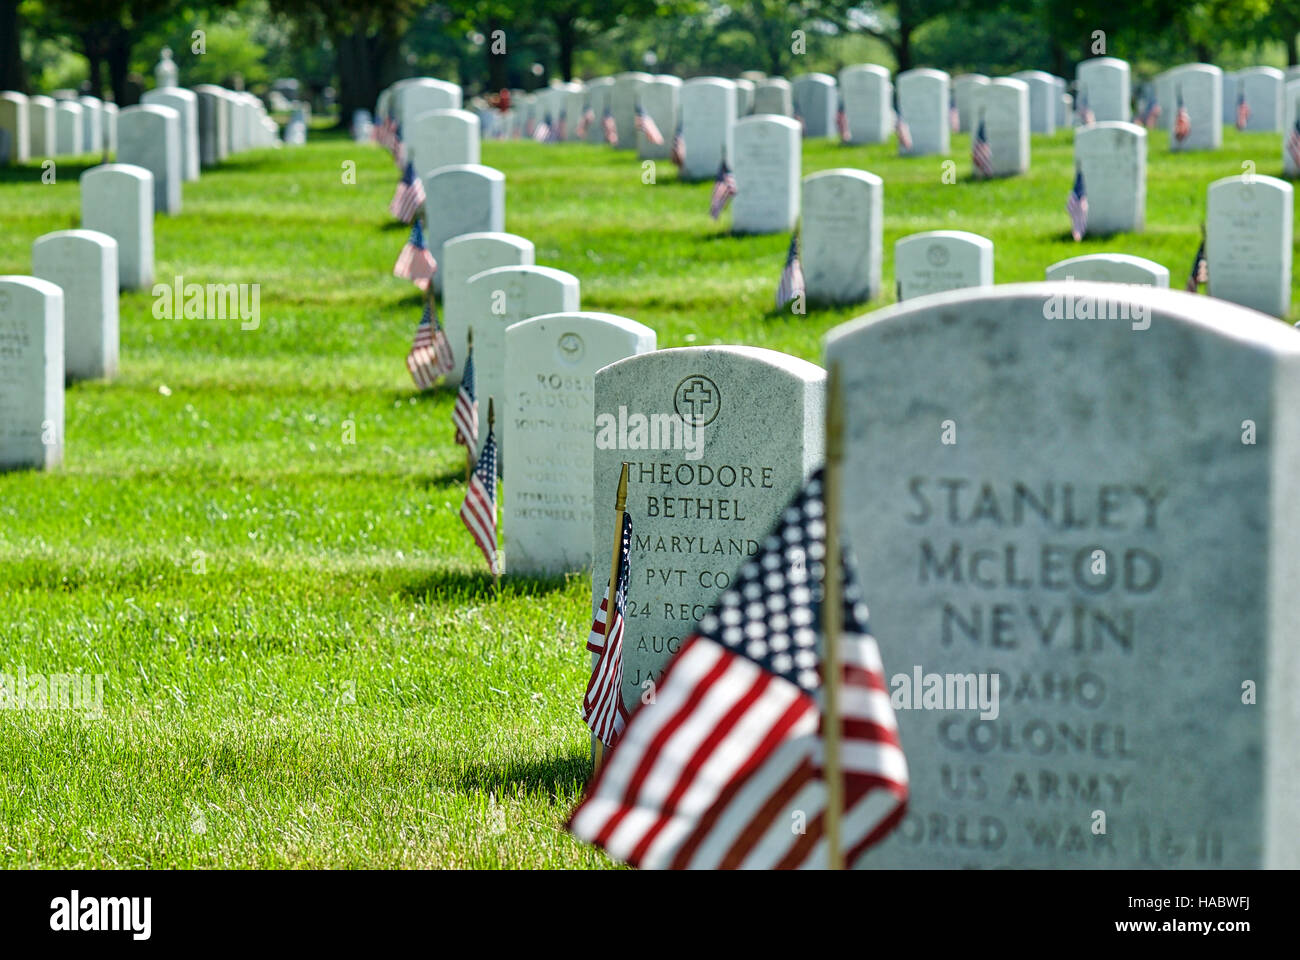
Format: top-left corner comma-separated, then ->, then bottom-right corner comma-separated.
389,160 -> 425,224
1173,87 -> 1191,143
406,297 -> 453,390
459,403 -> 498,575
971,115 -> 993,178
1236,92 -> 1251,131
393,220 -> 437,290
1066,167 -> 1088,242
566,468 -> 909,869
585,466 -> 634,749
602,108 -> 619,146
1185,230 -> 1209,292
453,337 -> 478,453
635,103 -> 664,146
775,231 -> 805,309
709,159 -> 737,220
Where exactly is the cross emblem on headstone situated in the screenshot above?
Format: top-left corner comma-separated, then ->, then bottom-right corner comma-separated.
674,373 -> 721,426
682,379 -> 712,417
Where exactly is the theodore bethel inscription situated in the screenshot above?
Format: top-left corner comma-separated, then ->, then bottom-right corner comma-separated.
825,283 -> 1300,868
592,346 -> 825,711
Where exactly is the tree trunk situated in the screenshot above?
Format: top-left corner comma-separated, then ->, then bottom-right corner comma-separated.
895,23 -> 913,73
106,26 -> 134,106
81,31 -> 104,97
335,30 -> 387,128
486,17 -> 507,91
554,15 -> 576,82
0,0 -> 23,92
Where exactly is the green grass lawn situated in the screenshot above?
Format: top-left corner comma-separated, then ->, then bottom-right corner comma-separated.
0,122 -> 1295,868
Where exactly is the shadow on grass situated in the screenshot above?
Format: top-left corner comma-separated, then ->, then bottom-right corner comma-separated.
0,158 -> 108,183
454,751 -> 593,802
396,567 -> 577,604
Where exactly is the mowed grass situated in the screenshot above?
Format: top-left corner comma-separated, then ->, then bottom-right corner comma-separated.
0,121 -> 1296,868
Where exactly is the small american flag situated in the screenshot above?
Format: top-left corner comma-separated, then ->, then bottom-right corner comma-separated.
1076,88 -> 1095,126
894,107 -> 912,151
389,160 -> 425,224
1236,91 -> 1251,131
1141,98 -> 1161,129
949,92 -> 959,133
533,114 -> 553,143
585,510 -> 633,747
567,469 -> 909,869
1173,88 -> 1191,143
1185,235 -> 1208,292
576,103 -> 595,138
602,108 -> 618,146
635,103 -> 664,146
459,427 -> 498,575
775,232 -> 805,309
709,159 -> 737,220
453,347 -> 478,452
406,300 -> 454,390
971,116 -> 993,178
1067,167 -> 1088,242
1287,117 -> 1300,170
836,97 -> 851,143
393,220 -> 437,290
556,111 -> 567,141
670,123 -> 685,170
391,123 -> 406,169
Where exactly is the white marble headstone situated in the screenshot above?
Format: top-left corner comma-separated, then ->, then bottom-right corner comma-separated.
824,283 -> 1300,868
0,92 -> 28,164
1165,63 -> 1223,151
896,68 -> 950,156
54,100 -> 83,155
839,64 -> 891,144
463,266 -> 580,471
752,78 -> 793,117
27,95 -> 55,157
639,75 -> 681,160
976,78 -> 1030,177
81,163 -> 154,290
1011,70 -> 1056,134
730,115 -> 801,235
421,164 -> 506,293
680,78 -> 736,180
1237,66 -> 1284,131
1045,253 -> 1169,287
592,346 -> 825,709
141,87 -> 199,180
31,229 -> 119,380
408,108 -> 480,178
117,104 -> 181,214
1207,174 -> 1293,318
1076,57 -> 1131,122
610,72 -> 651,150
802,169 -> 883,305
792,73 -> 836,137
0,276 -> 63,470
1074,122 -> 1146,234
440,231 -> 535,388
895,230 -> 993,301
504,312 -> 656,575
952,74 -> 989,134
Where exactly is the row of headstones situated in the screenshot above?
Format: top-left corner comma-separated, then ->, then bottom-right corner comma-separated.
0,90 -> 118,162
0,75 -> 287,470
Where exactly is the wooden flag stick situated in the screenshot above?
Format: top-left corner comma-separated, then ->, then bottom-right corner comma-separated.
488,396 -> 499,589
594,461 -> 630,774
465,328 -> 475,484
822,362 -> 846,871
